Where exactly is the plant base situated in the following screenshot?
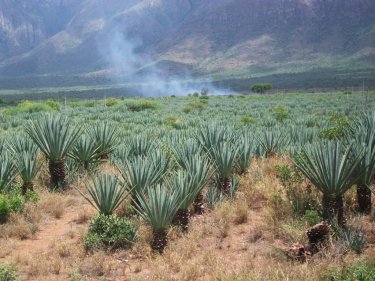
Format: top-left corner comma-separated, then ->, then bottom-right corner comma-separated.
306,222 -> 330,254
151,229 -> 168,254
193,193 -> 205,215
172,209 -> 189,232
49,160 -> 66,189
357,184 -> 372,214
21,182 -> 34,195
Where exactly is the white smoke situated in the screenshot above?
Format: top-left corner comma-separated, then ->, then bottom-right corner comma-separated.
99,30 -> 227,97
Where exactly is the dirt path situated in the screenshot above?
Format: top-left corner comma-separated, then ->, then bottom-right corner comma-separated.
1,203 -> 92,263
14,211 -> 78,256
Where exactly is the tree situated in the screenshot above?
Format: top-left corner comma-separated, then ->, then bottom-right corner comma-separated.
250,83 -> 272,94
201,87 -> 209,96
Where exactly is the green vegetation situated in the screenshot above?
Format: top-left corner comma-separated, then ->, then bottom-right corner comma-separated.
78,174 -> 128,216
0,91 -> 374,279
88,122 -> 119,159
25,114 -> 82,188
104,98 -> 118,107
68,135 -> 101,170
273,105 -> 289,122
250,83 -> 272,94
181,101 -> 205,113
294,141 -> 364,226
3,100 -> 59,115
319,114 -> 350,140
0,263 -> 19,281
85,214 -> 137,251
322,260 -> 375,281
135,185 -> 182,253
0,154 -> 15,192
125,100 -> 162,112
0,193 -> 24,223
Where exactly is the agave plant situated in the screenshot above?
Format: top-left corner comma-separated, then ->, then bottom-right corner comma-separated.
257,130 -> 288,158
169,171 -> 196,231
294,141 -> 364,226
349,132 -> 375,214
110,145 -> 130,164
184,154 -> 212,214
69,135 -> 101,170
116,154 -> 166,207
9,136 -> 39,155
206,185 -> 224,210
0,153 -> 15,192
127,134 -> 154,158
171,160 -> 212,230
350,111 -> 375,145
88,122 -> 119,159
210,142 -> 238,194
134,184 -> 182,253
236,134 -> 255,174
78,173 -> 128,216
0,138 -> 5,155
13,151 -> 40,194
196,123 -> 235,154
171,139 -> 202,169
149,149 -> 170,180
25,114 -> 82,188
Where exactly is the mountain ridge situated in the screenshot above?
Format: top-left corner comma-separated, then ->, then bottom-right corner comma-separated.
0,0 -> 375,89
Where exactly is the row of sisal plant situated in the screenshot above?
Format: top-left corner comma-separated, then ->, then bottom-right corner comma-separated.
0,114 -> 256,252
1,111 -> 374,252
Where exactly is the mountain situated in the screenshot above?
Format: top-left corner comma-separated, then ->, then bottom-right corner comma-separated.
0,0 -> 375,89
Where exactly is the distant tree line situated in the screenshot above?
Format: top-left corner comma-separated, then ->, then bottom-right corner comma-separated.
250,83 -> 272,94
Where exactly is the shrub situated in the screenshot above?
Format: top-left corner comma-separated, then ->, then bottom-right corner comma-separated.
125,100 -> 161,112
24,189 -> 39,204
46,99 -> 60,110
4,100 -> 58,115
0,263 -> 19,281
164,116 -> 182,129
105,98 -> 118,107
85,214 -> 137,251
275,164 -> 320,216
273,105 -> 289,122
250,83 -> 272,94
240,115 -> 258,125
181,102 -> 205,113
85,100 -> 96,107
0,196 -> 9,223
319,114 -> 350,140
0,193 -> 24,223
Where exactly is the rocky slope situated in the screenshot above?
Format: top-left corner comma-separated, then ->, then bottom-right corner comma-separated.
0,0 -> 374,87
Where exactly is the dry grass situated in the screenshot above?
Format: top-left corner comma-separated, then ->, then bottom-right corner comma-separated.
38,193 -> 66,219
1,157 -> 374,280
79,252 -> 114,277
75,207 -> 93,224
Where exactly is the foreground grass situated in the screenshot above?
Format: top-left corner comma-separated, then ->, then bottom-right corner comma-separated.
0,157 -> 374,281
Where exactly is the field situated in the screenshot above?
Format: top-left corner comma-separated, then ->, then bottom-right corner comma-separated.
0,91 -> 375,281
